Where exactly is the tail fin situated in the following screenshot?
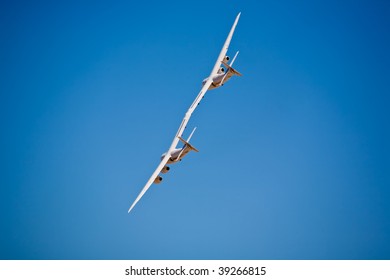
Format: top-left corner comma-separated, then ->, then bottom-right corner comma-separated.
229,51 -> 240,67
178,127 -> 199,152
222,50 -> 242,77
186,127 -> 197,142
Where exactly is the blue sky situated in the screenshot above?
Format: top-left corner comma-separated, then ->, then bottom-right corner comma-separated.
1,0 -> 389,259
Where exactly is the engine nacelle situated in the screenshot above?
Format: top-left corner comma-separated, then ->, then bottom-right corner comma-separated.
154,176 -> 163,184
217,67 -> 225,74
161,166 -> 170,174
222,56 -> 230,64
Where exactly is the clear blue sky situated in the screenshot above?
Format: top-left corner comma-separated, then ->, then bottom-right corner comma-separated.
1,0 -> 389,259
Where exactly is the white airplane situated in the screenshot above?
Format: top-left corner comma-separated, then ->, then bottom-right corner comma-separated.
128,13 -> 242,213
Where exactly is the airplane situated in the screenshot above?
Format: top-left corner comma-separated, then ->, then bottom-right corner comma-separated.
128,12 -> 242,213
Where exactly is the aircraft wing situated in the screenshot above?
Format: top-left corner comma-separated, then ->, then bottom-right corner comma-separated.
177,78 -> 213,137
176,12 -> 241,134
210,12 -> 241,77
128,153 -> 171,213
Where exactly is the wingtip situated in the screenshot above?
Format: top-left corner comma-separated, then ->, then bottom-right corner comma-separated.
235,12 -> 241,22
128,204 -> 135,213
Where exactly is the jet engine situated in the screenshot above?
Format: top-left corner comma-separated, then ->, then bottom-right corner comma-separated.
222,56 -> 230,64
161,166 -> 170,174
154,176 -> 163,184
217,67 -> 225,74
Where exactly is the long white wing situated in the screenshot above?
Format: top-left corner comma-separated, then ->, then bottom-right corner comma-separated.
128,13 -> 240,213
210,12 -> 241,77
175,12 -> 241,135
127,153 -> 170,213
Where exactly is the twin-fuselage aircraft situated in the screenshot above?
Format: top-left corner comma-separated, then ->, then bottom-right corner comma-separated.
128,13 -> 242,213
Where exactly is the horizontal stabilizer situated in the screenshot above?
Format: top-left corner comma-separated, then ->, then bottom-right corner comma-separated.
178,136 -> 199,152
222,61 -> 242,76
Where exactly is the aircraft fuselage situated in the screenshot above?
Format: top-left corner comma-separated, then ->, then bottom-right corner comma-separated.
202,70 -> 236,89
161,146 -> 192,164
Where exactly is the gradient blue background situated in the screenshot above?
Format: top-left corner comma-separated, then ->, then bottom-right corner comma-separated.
1,0 -> 389,259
